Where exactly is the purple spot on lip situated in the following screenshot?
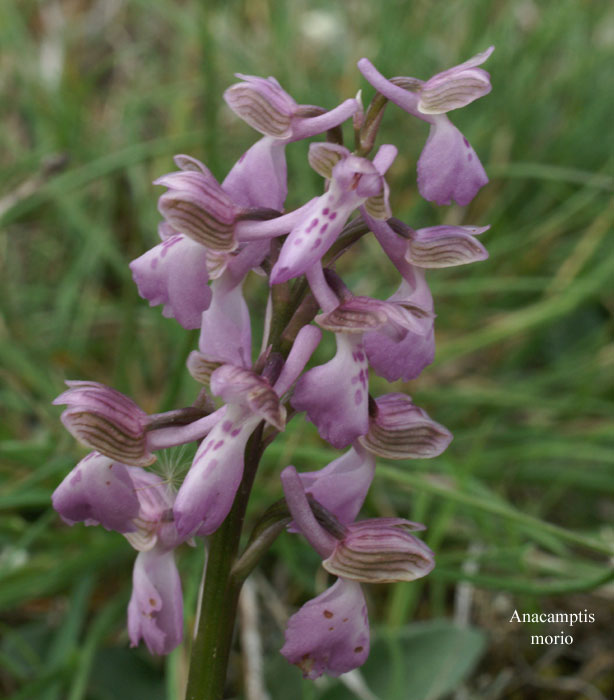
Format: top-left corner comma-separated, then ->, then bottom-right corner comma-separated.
329,212 -> 337,220
320,223 -> 328,234
205,459 -> 218,473
161,236 -> 181,254
231,428 -> 241,437
311,238 -> 322,249
356,351 -> 365,362
463,137 -> 470,148
214,440 -> 224,450
222,420 -> 233,432
70,470 -> 82,486
354,390 -> 363,405
323,208 -> 329,215
199,441 -> 213,458
306,218 -> 319,232
150,258 -> 159,269
294,237 -> 303,245
467,153 -> 473,161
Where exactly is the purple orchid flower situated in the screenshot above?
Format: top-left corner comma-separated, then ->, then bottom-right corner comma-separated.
223,74 -> 358,210
280,466 -> 434,678
194,239 -> 270,369
361,213 -> 437,381
292,289 -> 429,448
358,47 -> 494,206
292,331 -> 369,449
174,326 -> 321,537
129,154 -> 241,330
362,272 -> 435,382
173,365 -> 285,537
270,143 -> 393,284
281,577 -> 369,680
230,143 -> 396,293
154,155 -> 241,252
52,453 -> 186,655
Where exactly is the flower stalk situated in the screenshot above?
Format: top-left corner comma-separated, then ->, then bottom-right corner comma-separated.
185,424 -> 265,700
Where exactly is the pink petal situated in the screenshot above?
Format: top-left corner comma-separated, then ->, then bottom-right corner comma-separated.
281,578 -> 369,679
127,549 -> 183,655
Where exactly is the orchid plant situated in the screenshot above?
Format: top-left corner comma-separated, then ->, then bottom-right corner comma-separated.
52,48 -> 494,699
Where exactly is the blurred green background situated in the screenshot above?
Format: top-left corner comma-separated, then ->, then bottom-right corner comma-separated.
1,0 -> 613,698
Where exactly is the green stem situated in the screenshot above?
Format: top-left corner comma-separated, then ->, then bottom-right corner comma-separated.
184,425 -> 265,700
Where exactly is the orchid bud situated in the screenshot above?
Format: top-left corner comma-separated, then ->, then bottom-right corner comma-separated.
353,89 -> 365,132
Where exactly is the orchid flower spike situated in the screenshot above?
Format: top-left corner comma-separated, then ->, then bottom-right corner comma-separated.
52,52 -> 495,675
